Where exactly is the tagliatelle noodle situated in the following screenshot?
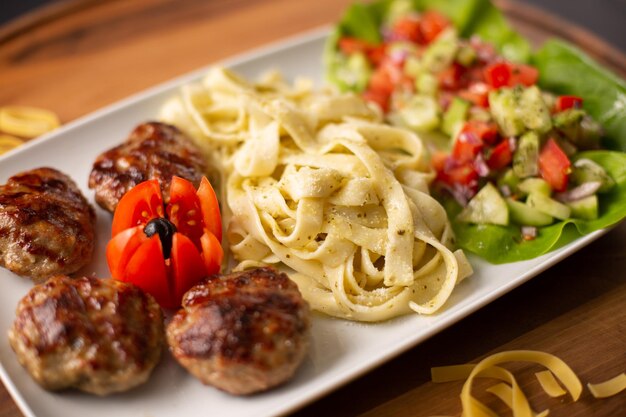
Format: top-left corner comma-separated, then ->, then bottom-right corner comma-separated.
0,134 -> 24,156
534,370 -> 567,397
0,106 -> 60,138
160,67 -> 472,322
587,373 -> 626,398
431,350 -> 583,417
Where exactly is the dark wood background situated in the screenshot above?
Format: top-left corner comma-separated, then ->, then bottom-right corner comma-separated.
0,1 -> 624,416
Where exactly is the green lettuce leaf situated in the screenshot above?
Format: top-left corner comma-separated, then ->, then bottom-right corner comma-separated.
451,151 -> 626,263
533,39 -> 626,152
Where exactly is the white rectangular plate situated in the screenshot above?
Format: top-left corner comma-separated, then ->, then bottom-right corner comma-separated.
0,28 -> 609,417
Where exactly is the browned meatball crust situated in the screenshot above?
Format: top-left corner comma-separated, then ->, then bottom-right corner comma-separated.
8,275 -> 165,396
0,167 -> 96,282
167,267 -> 311,395
88,121 -> 207,212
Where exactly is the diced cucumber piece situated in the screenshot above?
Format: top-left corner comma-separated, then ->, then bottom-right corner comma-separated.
489,87 -> 525,137
517,178 -> 552,196
519,86 -> 552,134
553,108 -> 585,128
456,45 -> 476,67
457,183 -> 509,225
567,195 -> 599,220
513,131 -> 539,178
399,95 -> 440,131
526,192 -> 571,220
385,0 -> 413,25
506,198 -> 554,226
403,56 -> 422,78
335,52 -> 372,92
497,169 -> 520,193
422,29 -> 458,73
469,106 -> 492,122
416,72 -> 438,96
571,158 -> 615,192
442,98 -> 470,136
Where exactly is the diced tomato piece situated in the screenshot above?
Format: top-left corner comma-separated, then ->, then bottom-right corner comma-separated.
539,138 -> 571,192
439,163 -> 479,186
555,95 -> 583,112
419,11 -> 450,44
438,62 -> 465,90
484,62 -> 511,88
452,129 -> 484,164
366,44 -> 386,66
338,37 -> 372,55
391,16 -> 423,43
509,64 -> 538,86
484,62 -> 538,88
430,151 -> 449,172
486,139 -> 513,170
458,82 -> 490,107
362,89 -> 390,113
463,120 -> 499,145
368,66 -> 395,95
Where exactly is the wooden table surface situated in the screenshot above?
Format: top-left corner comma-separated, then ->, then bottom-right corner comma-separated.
0,0 -> 624,416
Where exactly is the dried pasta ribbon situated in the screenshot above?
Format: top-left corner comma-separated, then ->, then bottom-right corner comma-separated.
587,373 -> 626,398
535,370 -> 566,397
0,134 -> 24,156
0,105 -> 60,138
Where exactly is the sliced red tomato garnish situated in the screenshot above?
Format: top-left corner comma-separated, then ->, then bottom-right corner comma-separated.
107,176 -> 223,308
197,177 -> 222,243
555,95 -> 583,112
486,139 -> 513,170
124,235 -> 171,307
391,16 -> 423,43
539,138 -> 571,192
171,233 -> 207,307
111,179 -> 163,236
201,231 -> 224,276
168,176 -> 203,245
106,227 -> 146,279
419,11 -> 450,44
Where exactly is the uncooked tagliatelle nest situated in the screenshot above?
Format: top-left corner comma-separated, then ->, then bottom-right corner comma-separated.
159,67 -> 472,322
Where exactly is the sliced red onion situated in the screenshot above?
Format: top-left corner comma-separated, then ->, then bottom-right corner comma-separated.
474,153 -> 490,177
555,181 -> 602,203
508,137 -> 517,153
521,226 -> 537,240
500,184 -> 512,197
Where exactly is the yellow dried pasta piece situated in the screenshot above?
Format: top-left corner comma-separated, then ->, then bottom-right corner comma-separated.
0,105 -> 60,138
535,370 -> 567,397
587,373 -> 626,398
0,134 -> 24,156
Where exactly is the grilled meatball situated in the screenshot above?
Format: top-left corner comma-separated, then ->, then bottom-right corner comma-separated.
8,275 -> 165,396
0,167 -> 96,282
88,121 -> 207,212
167,267 -> 311,395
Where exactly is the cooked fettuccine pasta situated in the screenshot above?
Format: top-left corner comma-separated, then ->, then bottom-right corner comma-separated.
160,67 -> 472,322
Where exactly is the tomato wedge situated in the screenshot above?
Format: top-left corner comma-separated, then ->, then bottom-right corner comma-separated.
171,233 -> 207,307
111,179 -> 163,236
201,231 -> 224,276
168,176 -> 204,245
539,138 -> 571,192
197,177 -> 222,243
124,235 -> 171,306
